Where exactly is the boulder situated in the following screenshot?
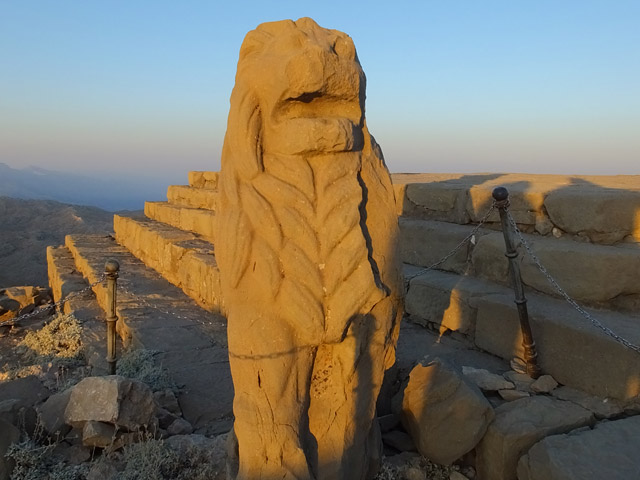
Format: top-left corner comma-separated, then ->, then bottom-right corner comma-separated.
401,358 -> 494,465
518,416 -> 640,479
65,375 -> 155,431
476,396 -> 595,480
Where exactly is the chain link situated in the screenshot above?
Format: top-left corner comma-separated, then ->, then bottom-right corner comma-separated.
405,202 -> 496,282
0,275 -> 107,328
506,210 -> 640,354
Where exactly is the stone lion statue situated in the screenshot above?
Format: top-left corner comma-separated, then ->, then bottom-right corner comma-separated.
216,17 -> 403,480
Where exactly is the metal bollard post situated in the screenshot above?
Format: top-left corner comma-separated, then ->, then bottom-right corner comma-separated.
492,187 -> 541,379
105,259 -> 120,375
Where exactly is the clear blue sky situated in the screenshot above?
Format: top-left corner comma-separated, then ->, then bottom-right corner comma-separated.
1,0 -> 639,184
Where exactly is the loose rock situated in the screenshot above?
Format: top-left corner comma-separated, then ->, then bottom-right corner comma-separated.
530,375 -> 558,394
462,366 -> 515,391
401,358 -> 494,465
65,375 -> 155,431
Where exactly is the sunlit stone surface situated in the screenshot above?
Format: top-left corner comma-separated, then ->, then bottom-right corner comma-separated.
216,17 -> 403,480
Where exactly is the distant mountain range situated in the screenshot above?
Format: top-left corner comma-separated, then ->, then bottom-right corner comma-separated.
0,162 -> 167,211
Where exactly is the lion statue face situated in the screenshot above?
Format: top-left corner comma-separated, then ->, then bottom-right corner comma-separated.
232,17 -> 366,157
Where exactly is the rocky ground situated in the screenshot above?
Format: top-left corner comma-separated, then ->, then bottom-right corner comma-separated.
0,288 -> 457,480
1,285 -> 639,479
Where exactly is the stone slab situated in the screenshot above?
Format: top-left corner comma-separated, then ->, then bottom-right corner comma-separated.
392,173 -> 640,245
517,416 -> 640,480
405,269 -> 507,336
476,396 -> 594,480
474,292 -> 640,401
399,218 -> 489,275
63,233 -> 232,434
144,201 -> 216,243
167,185 -> 217,211
112,215 -> 221,312
46,245 -> 117,374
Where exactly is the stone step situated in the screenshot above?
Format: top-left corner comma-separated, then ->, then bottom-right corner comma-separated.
517,415 -> 640,479
46,244 -> 121,375
63,233 -> 233,434
405,268 -> 640,401
113,214 -> 221,312
167,185 -> 217,211
400,217 -> 640,312
144,201 -> 216,243
188,171 -> 219,189
392,173 -> 640,245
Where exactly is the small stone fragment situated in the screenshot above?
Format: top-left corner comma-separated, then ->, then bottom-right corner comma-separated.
498,389 -> 530,401
153,389 -> 181,415
82,421 -> 116,448
167,417 -> 193,436
503,371 -> 535,391
530,374 -> 558,393
462,366 -> 515,391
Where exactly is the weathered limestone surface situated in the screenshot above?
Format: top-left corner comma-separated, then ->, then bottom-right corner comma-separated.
47,245 -> 114,372
392,173 -> 640,244
62,233 -> 233,434
399,219 -> 487,275
112,215 -> 221,312
517,416 -> 640,480
188,171 -> 219,189
476,396 -> 594,480
405,269 -> 507,335
400,359 -> 494,465
167,185 -> 218,211
545,186 -> 640,244
474,292 -> 640,401
144,201 -> 216,243
216,18 -> 402,480
551,386 -> 624,419
65,376 -> 155,430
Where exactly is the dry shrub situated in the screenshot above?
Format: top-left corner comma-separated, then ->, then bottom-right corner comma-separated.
20,313 -> 83,363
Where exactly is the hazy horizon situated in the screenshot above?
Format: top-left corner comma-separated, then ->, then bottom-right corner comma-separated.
1,1 -> 639,178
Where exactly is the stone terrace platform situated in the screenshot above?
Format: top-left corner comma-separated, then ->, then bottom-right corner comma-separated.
47,171 -> 640,473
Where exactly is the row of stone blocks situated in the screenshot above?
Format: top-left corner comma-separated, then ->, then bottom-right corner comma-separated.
147,172 -> 640,312
113,171 -> 640,401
